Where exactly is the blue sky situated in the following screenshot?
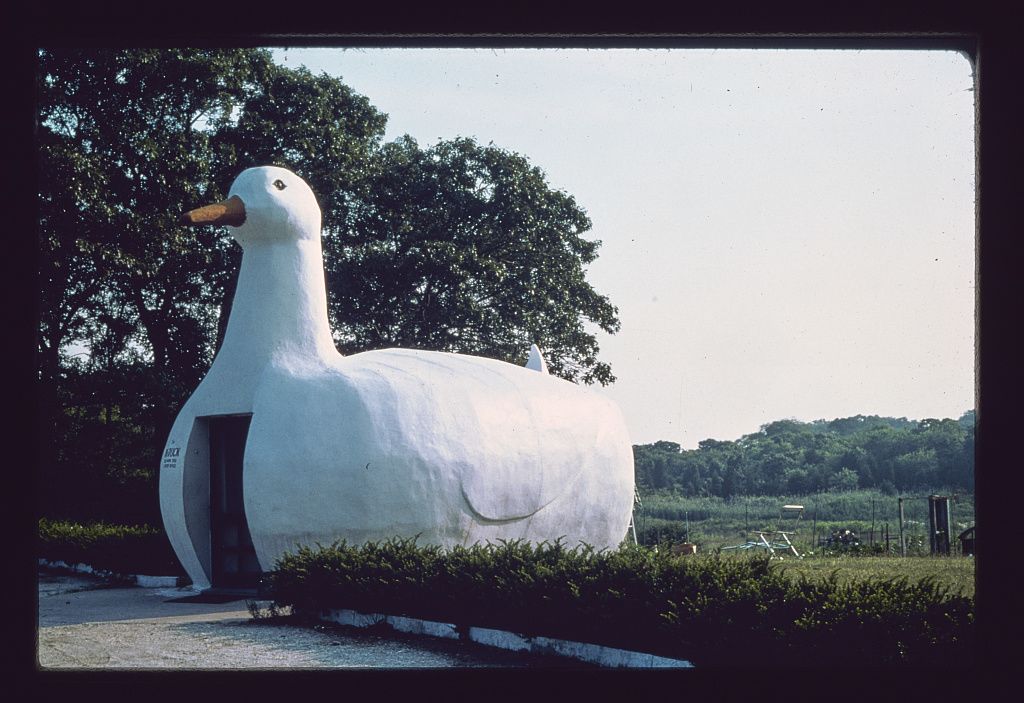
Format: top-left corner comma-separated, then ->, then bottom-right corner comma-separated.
271,47 -> 976,447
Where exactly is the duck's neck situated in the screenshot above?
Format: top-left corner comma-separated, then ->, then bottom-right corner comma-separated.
217,238 -> 339,370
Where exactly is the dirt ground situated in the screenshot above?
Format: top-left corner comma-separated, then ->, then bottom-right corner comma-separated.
36,570 -> 584,669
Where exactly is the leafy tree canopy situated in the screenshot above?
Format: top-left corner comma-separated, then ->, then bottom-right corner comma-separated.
37,48 -> 622,524
38,48 -> 619,389
326,135 -> 619,384
633,412 -> 975,498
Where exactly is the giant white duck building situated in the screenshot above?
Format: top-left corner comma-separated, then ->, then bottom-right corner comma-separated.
159,166 -> 635,591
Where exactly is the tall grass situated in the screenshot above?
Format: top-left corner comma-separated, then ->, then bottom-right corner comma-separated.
635,489 -> 974,551
639,489 -> 974,526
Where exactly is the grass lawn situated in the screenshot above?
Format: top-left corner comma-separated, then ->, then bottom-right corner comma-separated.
757,553 -> 975,598
637,489 -> 976,599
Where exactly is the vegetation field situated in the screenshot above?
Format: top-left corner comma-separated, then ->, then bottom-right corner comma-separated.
630,488 -> 975,598
770,554 -> 975,598
635,488 -> 974,547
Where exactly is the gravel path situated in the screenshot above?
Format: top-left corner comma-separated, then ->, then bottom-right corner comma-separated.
37,571 -> 585,669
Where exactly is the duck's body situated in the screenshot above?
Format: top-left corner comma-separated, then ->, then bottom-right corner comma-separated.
159,166 -> 634,590
244,347 -> 633,565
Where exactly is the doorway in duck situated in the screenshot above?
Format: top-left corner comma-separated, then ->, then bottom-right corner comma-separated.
208,414 -> 261,589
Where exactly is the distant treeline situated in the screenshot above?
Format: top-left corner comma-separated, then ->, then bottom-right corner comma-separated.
633,412 -> 975,497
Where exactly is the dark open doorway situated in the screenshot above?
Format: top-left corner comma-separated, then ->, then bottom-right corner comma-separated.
209,414 -> 261,589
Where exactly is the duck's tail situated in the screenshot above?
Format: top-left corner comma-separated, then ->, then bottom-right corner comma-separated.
525,344 -> 549,374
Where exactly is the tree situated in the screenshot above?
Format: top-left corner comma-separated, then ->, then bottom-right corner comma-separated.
957,409 -> 976,429
958,425 -> 975,487
40,49 -> 619,394
759,419 -> 807,437
632,410 -> 974,499
38,49 -> 278,387
914,418 -> 967,488
327,135 -> 620,384
208,62 -> 389,350
653,441 -> 682,453
38,49 -> 623,522
634,442 -> 681,491
722,458 -> 743,498
828,467 -> 859,492
37,48 -> 288,518
784,467 -> 812,494
838,446 -> 876,488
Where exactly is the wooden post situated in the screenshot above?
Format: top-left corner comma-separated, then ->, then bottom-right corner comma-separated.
898,497 -> 906,557
928,495 -> 952,555
885,523 -> 890,553
745,501 -> 749,533
812,504 -> 818,550
870,497 -> 875,546
950,496 -> 956,555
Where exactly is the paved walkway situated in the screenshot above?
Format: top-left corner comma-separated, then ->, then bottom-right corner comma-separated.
37,570 -> 585,669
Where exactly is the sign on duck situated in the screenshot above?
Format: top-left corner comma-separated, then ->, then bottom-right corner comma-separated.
159,166 -> 635,590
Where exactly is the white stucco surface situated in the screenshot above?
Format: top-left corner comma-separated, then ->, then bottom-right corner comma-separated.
159,166 -> 635,590
320,609 -> 695,668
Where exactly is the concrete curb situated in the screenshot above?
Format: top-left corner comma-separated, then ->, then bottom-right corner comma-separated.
321,608 -> 693,668
135,574 -> 182,588
38,558 -> 186,589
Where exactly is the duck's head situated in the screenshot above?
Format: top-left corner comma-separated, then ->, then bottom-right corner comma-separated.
181,166 -> 322,246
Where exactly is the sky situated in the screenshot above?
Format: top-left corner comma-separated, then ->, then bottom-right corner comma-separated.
270,47 -> 976,448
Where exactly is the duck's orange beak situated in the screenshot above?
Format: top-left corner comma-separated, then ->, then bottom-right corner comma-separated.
180,195 -> 246,227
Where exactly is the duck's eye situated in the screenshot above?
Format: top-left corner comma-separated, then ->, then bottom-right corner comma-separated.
273,179 -> 287,191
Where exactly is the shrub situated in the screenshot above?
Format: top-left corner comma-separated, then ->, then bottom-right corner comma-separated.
38,519 -> 186,576
267,538 -> 972,667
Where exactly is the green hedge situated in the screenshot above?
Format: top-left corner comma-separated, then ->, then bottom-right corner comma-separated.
38,519 -> 186,577
267,538 -> 973,667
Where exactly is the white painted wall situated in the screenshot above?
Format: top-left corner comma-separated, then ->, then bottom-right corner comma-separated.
160,166 -> 635,589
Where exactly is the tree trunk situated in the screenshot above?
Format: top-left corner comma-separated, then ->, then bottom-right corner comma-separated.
37,334 -> 65,514
132,287 -> 172,376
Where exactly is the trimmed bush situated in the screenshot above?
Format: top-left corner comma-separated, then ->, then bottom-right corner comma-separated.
268,538 -> 973,667
38,519 -> 186,577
